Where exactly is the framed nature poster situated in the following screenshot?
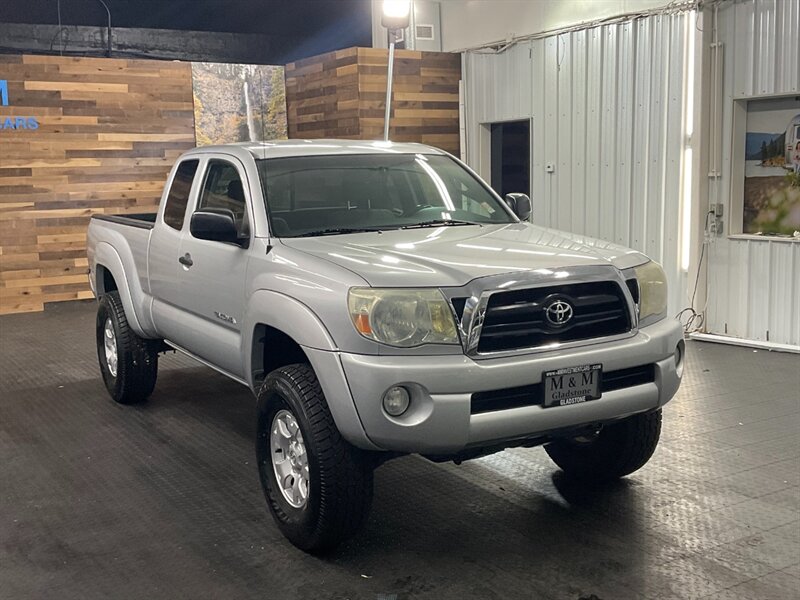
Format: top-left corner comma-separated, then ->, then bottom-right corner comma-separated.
740,97 -> 800,236
191,62 -> 287,146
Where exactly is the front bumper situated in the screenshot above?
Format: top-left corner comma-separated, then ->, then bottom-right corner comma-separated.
308,317 -> 684,454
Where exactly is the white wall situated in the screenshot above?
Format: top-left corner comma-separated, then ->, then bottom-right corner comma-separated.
462,11 -> 692,317
441,0 -> 672,51
373,0 -> 672,51
704,0 -> 800,347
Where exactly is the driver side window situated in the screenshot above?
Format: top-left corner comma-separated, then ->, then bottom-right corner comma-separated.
197,160 -> 250,237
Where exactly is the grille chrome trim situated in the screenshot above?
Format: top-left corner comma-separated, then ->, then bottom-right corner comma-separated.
441,265 -> 639,359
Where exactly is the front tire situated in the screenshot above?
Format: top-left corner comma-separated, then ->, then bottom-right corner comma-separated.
96,291 -> 158,404
256,364 -> 374,553
544,409 -> 662,482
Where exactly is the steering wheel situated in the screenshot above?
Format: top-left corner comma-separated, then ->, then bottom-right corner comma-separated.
408,204 -> 434,215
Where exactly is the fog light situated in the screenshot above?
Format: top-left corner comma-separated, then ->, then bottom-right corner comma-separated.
383,386 -> 410,416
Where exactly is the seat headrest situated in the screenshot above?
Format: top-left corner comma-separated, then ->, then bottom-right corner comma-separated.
227,180 -> 245,202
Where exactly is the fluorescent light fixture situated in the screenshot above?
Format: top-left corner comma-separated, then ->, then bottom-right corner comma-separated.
684,12 -> 696,139
680,12 -> 697,272
680,147 -> 693,271
382,0 -> 411,29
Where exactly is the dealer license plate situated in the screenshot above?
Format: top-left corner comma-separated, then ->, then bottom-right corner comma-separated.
543,364 -> 602,407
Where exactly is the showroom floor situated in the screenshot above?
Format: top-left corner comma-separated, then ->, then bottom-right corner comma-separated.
1,301 -> 798,600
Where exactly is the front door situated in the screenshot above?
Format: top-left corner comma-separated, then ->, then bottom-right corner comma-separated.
175,156 -> 253,378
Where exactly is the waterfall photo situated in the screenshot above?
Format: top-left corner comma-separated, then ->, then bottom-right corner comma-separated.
191,62 -> 287,146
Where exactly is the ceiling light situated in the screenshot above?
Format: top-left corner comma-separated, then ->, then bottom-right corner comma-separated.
382,0 -> 411,30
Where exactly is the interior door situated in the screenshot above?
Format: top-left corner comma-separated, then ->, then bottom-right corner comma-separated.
490,120 -> 531,198
174,157 -> 253,377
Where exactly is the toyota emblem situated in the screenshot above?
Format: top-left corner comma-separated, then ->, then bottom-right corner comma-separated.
544,299 -> 574,326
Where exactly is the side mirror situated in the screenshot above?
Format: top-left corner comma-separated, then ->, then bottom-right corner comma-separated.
190,210 -> 246,246
505,193 -> 532,221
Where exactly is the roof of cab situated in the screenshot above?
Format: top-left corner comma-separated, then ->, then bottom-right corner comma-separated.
182,139 -> 448,160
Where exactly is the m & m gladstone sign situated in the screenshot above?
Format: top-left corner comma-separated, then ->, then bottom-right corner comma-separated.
0,80 -> 40,130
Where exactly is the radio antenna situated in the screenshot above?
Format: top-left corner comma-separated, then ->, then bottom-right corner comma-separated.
259,68 -> 267,158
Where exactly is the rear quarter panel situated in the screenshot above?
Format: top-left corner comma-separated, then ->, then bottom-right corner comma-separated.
87,219 -> 157,337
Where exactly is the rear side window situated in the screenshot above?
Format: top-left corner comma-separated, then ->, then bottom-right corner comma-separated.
163,159 -> 199,230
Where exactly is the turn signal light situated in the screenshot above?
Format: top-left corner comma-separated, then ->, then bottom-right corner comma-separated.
354,312 -> 372,335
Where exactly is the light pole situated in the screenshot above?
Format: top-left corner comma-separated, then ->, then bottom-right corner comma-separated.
381,0 -> 411,142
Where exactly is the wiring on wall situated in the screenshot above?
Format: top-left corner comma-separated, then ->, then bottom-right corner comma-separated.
94,0 -> 113,57
48,27 -> 70,55
57,0 -> 64,55
676,210 -> 714,334
461,0 -> 731,55
49,0 -> 112,57
462,0 -> 702,55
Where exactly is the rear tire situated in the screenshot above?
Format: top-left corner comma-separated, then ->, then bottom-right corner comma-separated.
544,409 -> 662,482
256,363 -> 374,553
96,291 -> 158,404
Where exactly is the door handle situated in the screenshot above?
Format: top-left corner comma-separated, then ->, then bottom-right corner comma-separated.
178,253 -> 193,268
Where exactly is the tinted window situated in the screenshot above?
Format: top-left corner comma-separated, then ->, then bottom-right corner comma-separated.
163,159 -> 199,230
258,154 -> 514,237
196,160 -> 250,237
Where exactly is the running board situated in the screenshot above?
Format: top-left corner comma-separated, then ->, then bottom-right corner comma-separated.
163,340 -> 250,387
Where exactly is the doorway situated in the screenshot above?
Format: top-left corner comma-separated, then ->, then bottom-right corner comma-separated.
490,120 -> 530,198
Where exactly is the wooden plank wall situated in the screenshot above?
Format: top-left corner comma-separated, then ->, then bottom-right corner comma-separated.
357,48 -> 460,154
0,55 -> 195,315
285,48 -> 361,139
285,47 -> 461,155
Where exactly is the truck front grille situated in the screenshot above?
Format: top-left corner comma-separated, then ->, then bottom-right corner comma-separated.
473,281 -> 632,354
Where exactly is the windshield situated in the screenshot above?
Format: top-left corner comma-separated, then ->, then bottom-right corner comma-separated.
257,153 -> 515,237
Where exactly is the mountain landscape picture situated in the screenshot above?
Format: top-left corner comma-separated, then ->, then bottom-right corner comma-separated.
191,62 -> 287,146
742,98 -> 800,235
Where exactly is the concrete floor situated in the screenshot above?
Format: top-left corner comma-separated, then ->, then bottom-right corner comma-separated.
1,300 -> 798,600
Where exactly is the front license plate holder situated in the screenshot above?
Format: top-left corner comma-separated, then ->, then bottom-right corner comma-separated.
543,364 -> 602,407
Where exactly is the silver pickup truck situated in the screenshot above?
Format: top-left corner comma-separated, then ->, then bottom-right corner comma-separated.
87,140 -> 684,552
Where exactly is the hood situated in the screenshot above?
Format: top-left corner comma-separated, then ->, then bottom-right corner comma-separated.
279,223 -> 648,288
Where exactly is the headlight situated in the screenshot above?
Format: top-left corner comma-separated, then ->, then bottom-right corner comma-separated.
348,288 -> 459,347
633,261 -> 668,326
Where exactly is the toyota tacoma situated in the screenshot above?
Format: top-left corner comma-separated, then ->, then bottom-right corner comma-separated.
86,140 -> 684,552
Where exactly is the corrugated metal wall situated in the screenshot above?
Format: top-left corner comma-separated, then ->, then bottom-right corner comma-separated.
463,11 -> 690,316
705,0 -> 800,347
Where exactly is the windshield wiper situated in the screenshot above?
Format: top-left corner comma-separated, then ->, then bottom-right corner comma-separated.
293,220 -> 482,237
400,219 -> 482,229
294,227 -> 382,237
